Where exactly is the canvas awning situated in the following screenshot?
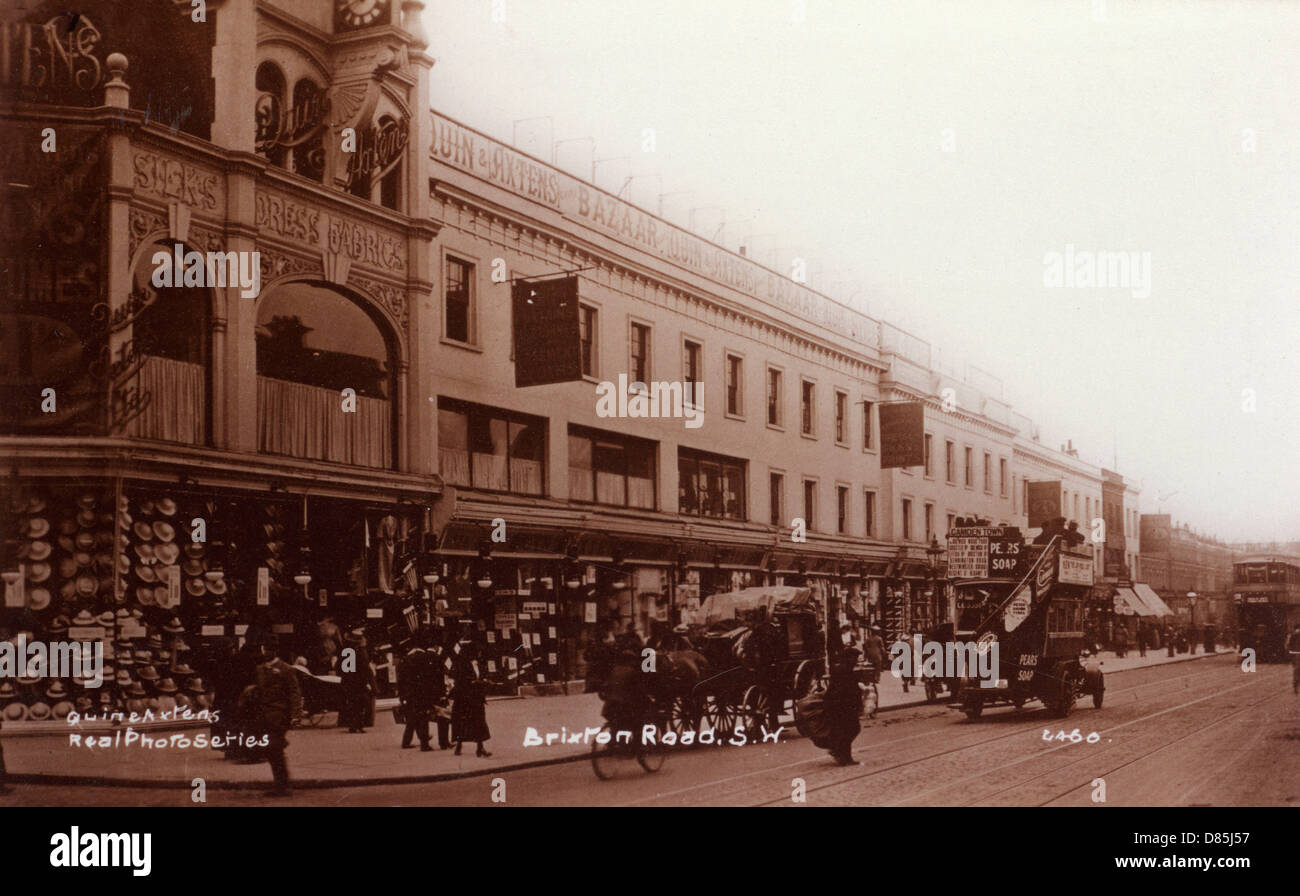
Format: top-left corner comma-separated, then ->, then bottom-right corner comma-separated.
1113,587 -> 1154,617
684,586 -> 812,625
1133,583 -> 1174,617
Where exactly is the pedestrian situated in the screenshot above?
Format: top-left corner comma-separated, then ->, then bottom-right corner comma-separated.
583,624 -> 617,694
823,647 -> 863,765
1136,624 -> 1148,658
430,646 -> 453,750
1203,624 -> 1215,655
451,649 -> 492,757
863,625 -> 886,686
339,628 -> 376,734
1166,624 -> 1176,658
245,634 -> 301,797
226,635 -> 264,761
1187,623 -> 1199,655
1114,625 -> 1128,658
397,637 -> 435,752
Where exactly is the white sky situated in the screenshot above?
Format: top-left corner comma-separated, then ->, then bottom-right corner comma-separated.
424,0 -> 1300,543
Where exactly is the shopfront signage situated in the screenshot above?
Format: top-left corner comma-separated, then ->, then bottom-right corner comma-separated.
1035,542 -> 1058,594
344,115 -> 409,190
431,113 -> 875,345
494,612 -> 518,631
878,402 -> 925,469
948,536 -> 990,579
0,13 -> 105,99
255,84 -> 331,152
521,601 -> 548,615
1026,480 -> 1062,528
256,567 -> 269,606
512,276 -> 583,387
1058,553 -> 1094,586
1003,583 -> 1031,632
253,190 -> 406,273
132,150 -> 221,211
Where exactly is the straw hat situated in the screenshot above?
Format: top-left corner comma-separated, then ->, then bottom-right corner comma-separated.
27,540 -> 51,561
70,609 -> 96,627
207,578 -> 227,596
3,702 -> 28,721
133,543 -> 155,564
152,585 -> 170,606
76,493 -> 98,510
74,696 -> 93,713
27,586 -> 51,610
74,574 -> 96,598
27,562 -> 51,584
117,649 -> 134,667
52,700 -> 74,719
138,500 -> 155,517
76,508 -> 96,529
28,701 -> 52,720
135,565 -> 157,584
57,556 -> 78,579
115,670 -> 131,687
132,521 -> 154,542
183,543 -> 205,560
186,677 -> 207,693
126,681 -> 147,698
137,587 -> 156,607
184,577 -> 206,598
137,665 -> 160,682
58,535 -> 76,553
118,510 -> 133,531
163,617 -> 186,634
25,517 -> 50,539
155,542 -> 180,566
97,610 -> 115,627
47,614 -> 70,636
156,498 -> 177,518
152,521 -> 176,543
0,682 -> 17,700
26,496 -> 47,514
46,680 -> 70,700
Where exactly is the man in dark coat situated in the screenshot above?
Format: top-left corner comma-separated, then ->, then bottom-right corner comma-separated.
863,626 -> 886,685
225,637 -> 264,761
750,608 -> 785,731
823,647 -> 863,765
398,641 -> 436,751
339,629 -> 376,733
251,635 -> 302,797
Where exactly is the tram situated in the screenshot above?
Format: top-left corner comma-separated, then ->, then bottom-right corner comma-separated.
1232,554 -> 1300,662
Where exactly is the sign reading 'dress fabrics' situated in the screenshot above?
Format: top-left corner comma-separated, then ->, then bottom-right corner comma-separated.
512,276 -> 583,387
878,402 -> 925,469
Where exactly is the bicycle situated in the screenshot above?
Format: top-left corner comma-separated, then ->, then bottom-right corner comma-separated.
590,698 -> 668,780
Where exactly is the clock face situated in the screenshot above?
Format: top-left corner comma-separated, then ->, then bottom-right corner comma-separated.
337,0 -> 389,30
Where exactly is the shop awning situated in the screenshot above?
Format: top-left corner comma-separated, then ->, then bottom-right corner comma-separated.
684,586 -> 812,625
1112,587 -> 1154,617
1133,583 -> 1174,617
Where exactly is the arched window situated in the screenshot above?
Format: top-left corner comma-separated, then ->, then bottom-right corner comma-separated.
346,113 -> 405,211
255,62 -> 288,168
125,241 -> 212,444
256,283 -> 395,469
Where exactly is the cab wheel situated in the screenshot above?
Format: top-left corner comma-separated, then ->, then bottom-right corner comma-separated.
1092,671 -> 1105,709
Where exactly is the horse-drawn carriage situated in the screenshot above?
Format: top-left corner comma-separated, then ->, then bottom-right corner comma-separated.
655,586 -> 828,739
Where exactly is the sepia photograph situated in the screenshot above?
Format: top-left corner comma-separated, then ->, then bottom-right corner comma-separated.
0,0 -> 1296,876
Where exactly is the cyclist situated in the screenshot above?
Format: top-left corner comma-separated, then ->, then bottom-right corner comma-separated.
599,649 -> 652,747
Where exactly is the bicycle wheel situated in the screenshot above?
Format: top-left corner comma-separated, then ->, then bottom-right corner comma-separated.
591,724 -> 618,780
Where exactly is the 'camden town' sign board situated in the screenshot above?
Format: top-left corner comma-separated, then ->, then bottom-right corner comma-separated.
431,113 -> 879,347
0,0 -> 214,138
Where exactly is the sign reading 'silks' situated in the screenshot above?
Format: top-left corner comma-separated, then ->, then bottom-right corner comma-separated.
512,276 -> 583,388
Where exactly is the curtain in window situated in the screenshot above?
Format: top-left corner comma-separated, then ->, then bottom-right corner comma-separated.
438,448 -> 471,486
127,355 -> 206,444
258,375 -> 390,468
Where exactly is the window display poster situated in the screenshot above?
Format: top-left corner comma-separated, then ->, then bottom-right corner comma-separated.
584,602 -> 597,623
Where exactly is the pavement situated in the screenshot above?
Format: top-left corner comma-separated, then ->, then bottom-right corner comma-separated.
0,645 -> 1234,790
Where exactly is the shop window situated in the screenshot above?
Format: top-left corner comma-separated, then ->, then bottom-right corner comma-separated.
256,282 -> 394,468
437,399 -> 545,495
445,256 -> 474,344
125,241 -> 211,445
569,425 -> 656,509
678,447 -> 746,521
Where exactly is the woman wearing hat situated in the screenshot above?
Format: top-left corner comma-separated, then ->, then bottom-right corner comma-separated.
450,647 -> 491,758
822,647 -> 864,766
338,629 -> 377,734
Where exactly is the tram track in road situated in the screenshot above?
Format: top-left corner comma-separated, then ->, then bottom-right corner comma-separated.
753,662 -> 1262,808
625,655 -> 1240,806
1028,686 -> 1294,807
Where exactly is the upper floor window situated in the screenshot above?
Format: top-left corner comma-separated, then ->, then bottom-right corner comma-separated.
964,447 -> 973,487
901,498 -> 913,541
569,425 -> 656,509
862,401 -> 874,450
767,367 -> 783,427
801,380 -> 815,436
837,486 -> 850,534
679,448 -> 746,521
945,440 -> 955,483
983,452 -> 992,493
834,390 -> 848,444
437,399 -> 546,495
864,490 -> 876,537
444,256 -> 474,344
769,472 -> 784,527
1000,457 -> 1008,497
630,322 -> 651,384
726,354 -> 743,417
683,339 -> 702,404
803,480 -> 817,532
923,434 -> 933,477
579,304 -> 597,377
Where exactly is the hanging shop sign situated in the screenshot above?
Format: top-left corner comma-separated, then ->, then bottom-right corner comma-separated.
878,402 -> 925,469
1026,480 -> 1062,528
255,82 -> 331,152
1139,514 -> 1171,554
344,115 -> 410,191
512,276 -> 584,387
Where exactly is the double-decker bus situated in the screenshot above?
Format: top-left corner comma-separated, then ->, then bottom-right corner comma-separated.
1232,554 -> 1300,662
